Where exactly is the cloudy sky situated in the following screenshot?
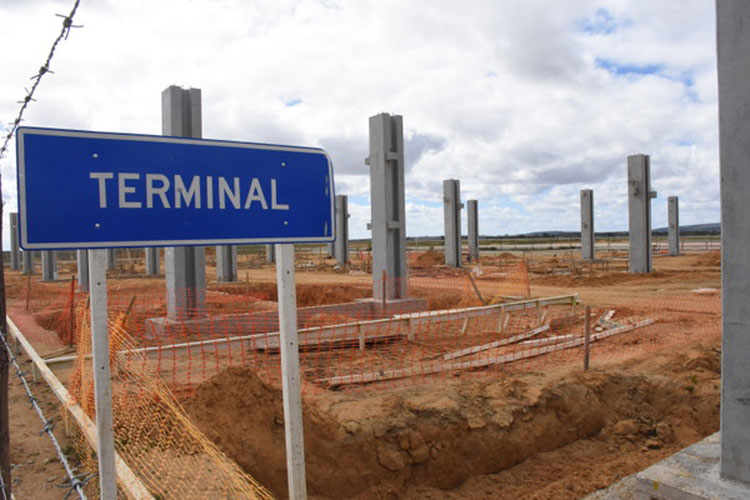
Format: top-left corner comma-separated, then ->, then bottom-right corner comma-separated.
0,0 -> 718,246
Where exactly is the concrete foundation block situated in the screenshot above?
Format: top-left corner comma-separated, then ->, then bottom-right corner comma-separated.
635,433 -> 750,500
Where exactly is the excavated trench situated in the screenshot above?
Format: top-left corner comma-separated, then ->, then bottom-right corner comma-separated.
183,343 -> 720,499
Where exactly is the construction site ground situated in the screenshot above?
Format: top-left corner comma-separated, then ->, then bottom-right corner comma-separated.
4,247 -> 721,499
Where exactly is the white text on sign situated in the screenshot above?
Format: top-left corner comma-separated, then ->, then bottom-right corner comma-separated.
89,173 -> 290,211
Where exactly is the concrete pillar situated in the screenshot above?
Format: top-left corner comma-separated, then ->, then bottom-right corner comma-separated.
216,246 -> 238,282
145,248 -> 160,275
334,195 -> 349,266
367,113 -> 408,300
668,196 -> 680,256
77,250 -> 89,293
580,189 -> 595,260
266,244 -> 275,264
627,154 -> 655,273
163,86 -> 206,318
717,1 -> 750,483
326,242 -> 334,258
443,179 -> 462,267
22,251 -> 34,275
106,248 -> 116,271
467,199 -> 479,263
9,212 -> 20,270
41,251 -> 57,281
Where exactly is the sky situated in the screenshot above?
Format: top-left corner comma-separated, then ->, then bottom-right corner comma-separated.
0,0 -> 719,247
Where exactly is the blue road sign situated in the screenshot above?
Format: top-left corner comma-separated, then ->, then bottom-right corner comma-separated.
16,127 -> 335,249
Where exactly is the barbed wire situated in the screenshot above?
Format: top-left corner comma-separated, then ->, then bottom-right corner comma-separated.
0,330 -> 90,499
0,0 -> 83,161
0,457 -> 6,500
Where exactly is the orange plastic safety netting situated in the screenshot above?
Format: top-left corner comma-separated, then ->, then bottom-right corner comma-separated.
101,283 -> 718,399
68,302 -> 275,499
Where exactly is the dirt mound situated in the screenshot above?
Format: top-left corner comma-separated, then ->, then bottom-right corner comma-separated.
413,250 -> 445,268
183,343 -> 720,499
183,368 -> 343,499
694,250 -> 721,267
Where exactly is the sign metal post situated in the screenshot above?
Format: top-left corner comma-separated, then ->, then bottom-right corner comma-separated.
275,243 -> 307,498
88,249 -> 117,498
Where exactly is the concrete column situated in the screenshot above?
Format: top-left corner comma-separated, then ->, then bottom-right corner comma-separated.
367,113 -> 408,300
717,1 -> 750,482
9,212 -> 20,270
163,86 -> 206,318
106,248 -> 116,271
266,244 -> 275,264
77,250 -> 89,293
443,179 -> 462,267
22,251 -> 34,275
216,245 -> 238,282
145,248 -> 160,275
668,196 -> 680,256
580,189 -> 594,260
41,250 -> 57,281
334,195 -> 349,265
467,199 -> 479,263
627,154 -> 655,273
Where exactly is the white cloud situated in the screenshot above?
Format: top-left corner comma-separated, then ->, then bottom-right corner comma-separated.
0,0 -> 719,249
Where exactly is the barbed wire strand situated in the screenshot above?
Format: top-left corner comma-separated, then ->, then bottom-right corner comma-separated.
0,456 -> 6,500
0,0 -> 82,160
0,331 -> 89,500
0,0 -> 84,496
